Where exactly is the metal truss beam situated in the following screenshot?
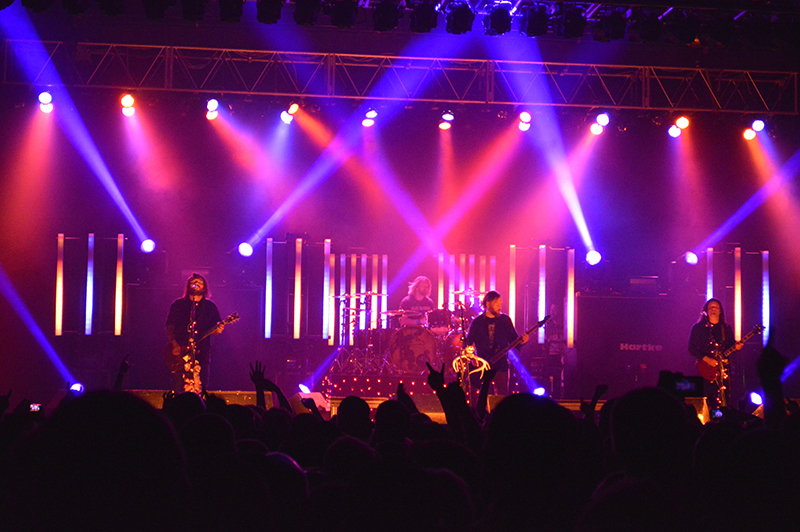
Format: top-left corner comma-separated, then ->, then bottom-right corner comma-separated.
3,39 -> 797,114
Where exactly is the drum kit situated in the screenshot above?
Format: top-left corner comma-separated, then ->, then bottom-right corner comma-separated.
331,288 -> 486,377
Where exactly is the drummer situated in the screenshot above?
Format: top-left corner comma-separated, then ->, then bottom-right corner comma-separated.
399,276 -> 435,327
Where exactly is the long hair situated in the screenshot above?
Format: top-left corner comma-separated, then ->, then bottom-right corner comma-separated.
482,290 -> 501,308
407,276 -> 431,296
699,298 -> 726,324
183,273 -> 210,299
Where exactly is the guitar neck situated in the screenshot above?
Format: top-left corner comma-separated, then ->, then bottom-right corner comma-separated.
489,316 -> 550,365
721,326 -> 761,357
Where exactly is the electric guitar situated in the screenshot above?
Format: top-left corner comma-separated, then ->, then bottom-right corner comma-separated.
696,324 -> 763,382
164,313 -> 240,372
488,315 -> 551,367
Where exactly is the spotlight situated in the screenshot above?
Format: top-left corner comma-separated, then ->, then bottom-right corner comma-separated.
257,0 -> 285,24
294,0 -> 321,25
586,250 -> 602,266
238,242 -> 254,257
439,120 -> 452,130
520,4 -> 548,37
518,121 -> 530,131
121,94 -> 135,108
122,107 -> 136,117
69,382 -> 85,395
595,112 -> 609,126
446,1 -> 474,34
39,102 -> 54,114
140,239 -> 156,253
288,102 -> 300,115
676,116 -> 690,129
590,123 -> 603,135
668,125 -> 681,138
441,110 -> 455,122
409,0 -> 438,32
362,118 -> 375,127
559,6 -> 586,38
684,251 -> 698,265
743,128 -> 756,140
327,0 -> 358,28
533,387 -> 546,396
206,110 -> 218,120
207,99 -> 219,112
298,383 -> 311,393
373,0 -> 402,31
749,391 -> 763,406
280,111 -> 294,124
484,1 -> 512,36
751,119 -> 765,132
38,91 -> 52,105
519,111 -> 532,123
365,109 -> 378,119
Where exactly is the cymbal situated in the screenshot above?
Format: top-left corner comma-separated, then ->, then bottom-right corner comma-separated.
351,292 -> 388,297
342,307 -> 366,313
454,289 -> 485,296
380,310 -> 404,316
332,294 -> 353,299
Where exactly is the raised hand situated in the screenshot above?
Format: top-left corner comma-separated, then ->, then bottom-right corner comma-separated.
426,362 -> 446,392
249,361 -> 267,390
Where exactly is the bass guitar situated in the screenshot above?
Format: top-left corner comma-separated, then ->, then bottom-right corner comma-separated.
488,315 -> 551,367
696,324 -> 763,382
164,312 -> 240,372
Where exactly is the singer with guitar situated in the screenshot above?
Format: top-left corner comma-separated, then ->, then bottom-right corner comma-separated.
165,273 -> 225,395
466,291 -> 529,396
688,298 -> 743,410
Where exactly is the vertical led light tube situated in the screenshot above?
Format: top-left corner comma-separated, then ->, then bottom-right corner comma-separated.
509,245 -> 516,324
84,233 -> 95,335
538,244 -> 546,344
459,254 -> 466,307
437,253 -> 445,309
381,255 -> 388,329
469,254 -> 476,294
360,254 -> 367,331
706,247 -> 714,301
323,239 -> 331,341
490,256 -> 496,291
371,254 -> 379,329
114,234 -> 124,336
448,255 -> 455,311
340,254 -> 347,345
734,246 -> 742,340
762,250 -> 770,346
56,233 -> 65,336
294,238 -> 302,340
265,238 -> 273,338
328,253 -> 336,345
349,254 -> 357,345
479,256 -> 486,294
567,248 -> 575,348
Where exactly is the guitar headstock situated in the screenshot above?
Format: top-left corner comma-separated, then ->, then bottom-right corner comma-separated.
225,312 -> 240,324
755,324 -> 764,334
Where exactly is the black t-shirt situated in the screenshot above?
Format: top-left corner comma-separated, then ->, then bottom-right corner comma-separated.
399,295 -> 435,319
166,297 -> 221,355
466,313 -> 519,364
688,319 -> 736,361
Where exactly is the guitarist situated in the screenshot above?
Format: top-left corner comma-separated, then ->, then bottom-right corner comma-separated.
166,273 -> 224,394
466,291 -> 529,396
688,298 -> 743,410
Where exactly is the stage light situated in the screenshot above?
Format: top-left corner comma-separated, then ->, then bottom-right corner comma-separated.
533,386 -> 546,396
519,111 -> 532,123
140,239 -> 156,253
560,6 -> 586,38
39,102 -> 54,113
257,0 -> 284,23
586,250 -> 602,266
751,119 -> 765,132
373,0 -> 402,31
668,125 -> 681,138
595,112 -> 609,126
484,1 -> 512,35
38,91 -> 52,104
70,382 -> 85,394
238,242 -> 254,257
518,121 -> 531,131
206,110 -> 218,120
446,1 -> 475,34
439,120 -> 452,130
441,110 -> 455,122
207,99 -> 219,112
122,107 -> 136,117
294,0 -> 321,25
676,116 -> 690,129
288,102 -> 300,115
520,4 -> 548,36
749,391 -> 763,406
280,111 -> 294,124
685,251 -> 698,265
365,109 -> 378,119
743,128 -> 756,140
409,0 -> 438,32
121,94 -> 134,108
298,383 -> 311,393
362,118 -> 375,127
590,123 -> 603,135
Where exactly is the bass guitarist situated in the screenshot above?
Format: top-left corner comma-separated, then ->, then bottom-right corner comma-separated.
688,298 -> 743,410
166,273 -> 224,394
466,290 -> 529,396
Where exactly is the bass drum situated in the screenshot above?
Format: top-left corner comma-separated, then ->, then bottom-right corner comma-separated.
388,326 -> 438,374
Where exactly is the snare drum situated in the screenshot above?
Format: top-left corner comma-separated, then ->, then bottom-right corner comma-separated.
388,326 -> 438,374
